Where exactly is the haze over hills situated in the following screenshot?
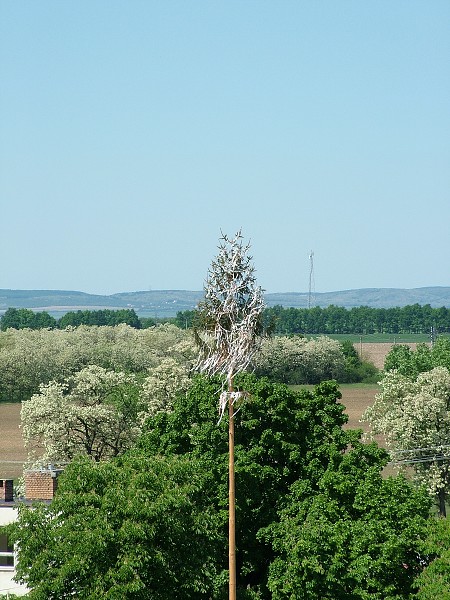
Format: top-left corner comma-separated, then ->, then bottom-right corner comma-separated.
1,287 -> 450,319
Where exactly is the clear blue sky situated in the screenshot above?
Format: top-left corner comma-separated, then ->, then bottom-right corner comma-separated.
1,1 -> 449,295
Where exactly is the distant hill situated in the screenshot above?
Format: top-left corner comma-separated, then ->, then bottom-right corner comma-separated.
265,287 -> 450,310
1,287 -> 450,318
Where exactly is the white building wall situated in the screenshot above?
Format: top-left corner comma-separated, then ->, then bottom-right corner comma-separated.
0,506 -> 28,597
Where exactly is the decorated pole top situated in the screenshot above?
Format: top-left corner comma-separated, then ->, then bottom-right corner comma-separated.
194,230 -> 265,419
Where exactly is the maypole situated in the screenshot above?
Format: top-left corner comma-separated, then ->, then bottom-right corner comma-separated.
195,230 -> 265,600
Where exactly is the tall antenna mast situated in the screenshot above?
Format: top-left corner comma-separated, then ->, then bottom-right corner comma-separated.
308,250 -> 315,309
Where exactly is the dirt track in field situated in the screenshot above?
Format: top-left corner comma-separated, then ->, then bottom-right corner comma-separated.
339,385 -> 387,446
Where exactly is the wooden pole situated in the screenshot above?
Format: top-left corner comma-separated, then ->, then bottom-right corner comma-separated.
229,377 -> 236,600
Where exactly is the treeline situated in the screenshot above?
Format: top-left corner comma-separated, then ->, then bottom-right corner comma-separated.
0,307 -> 158,330
177,303 -> 450,335
5,303 -> 450,336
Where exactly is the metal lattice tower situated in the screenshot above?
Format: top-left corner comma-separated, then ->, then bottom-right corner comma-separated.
308,250 -> 315,309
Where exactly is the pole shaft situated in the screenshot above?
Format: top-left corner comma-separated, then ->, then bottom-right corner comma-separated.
229,379 -> 236,600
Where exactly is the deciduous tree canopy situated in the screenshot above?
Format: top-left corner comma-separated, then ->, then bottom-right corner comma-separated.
0,323 -> 196,402
139,374 -> 430,598
252,335 -> 346,384
7,453 -> 220,600
6,374 -> 435,599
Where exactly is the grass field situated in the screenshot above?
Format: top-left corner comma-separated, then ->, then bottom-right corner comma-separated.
324,333 -> 445,343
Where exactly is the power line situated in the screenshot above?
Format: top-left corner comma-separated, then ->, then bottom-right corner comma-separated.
387,444 -> 450,466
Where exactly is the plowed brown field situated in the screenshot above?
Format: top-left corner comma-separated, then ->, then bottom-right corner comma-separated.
0,383 -> 382,480
1,341 -> 400,481
357,342 -> 423,370
0,403 -> 26,479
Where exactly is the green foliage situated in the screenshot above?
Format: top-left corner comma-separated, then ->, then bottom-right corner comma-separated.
139,316 -> 157,328
0,323 -> 195,403
6,373 -> 436,599
58,308 -> 141,329
252,335 -> 347,384
1,307 -> 142,331
414,517 -> 450,599
383,338 -> 450,377
266,466 -> 430,600
6,453 -> 219,600
174,309 -> 198,329
4,303 -> 450,336
0,307 -> 57,330
340,339 -> 379,383
384,344 -> 432,377
140,375 -> 349,596
138,374 -> 429,598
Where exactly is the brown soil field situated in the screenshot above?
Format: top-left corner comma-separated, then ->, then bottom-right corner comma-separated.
357,342 -> 424,370
340,385 -> 378,432
0,342 -> 422,480
0,385 -> 381,480
0,403 -> 26,479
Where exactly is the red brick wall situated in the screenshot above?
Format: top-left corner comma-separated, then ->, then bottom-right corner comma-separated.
0,479 -> 13,502
24,471 -> 59,500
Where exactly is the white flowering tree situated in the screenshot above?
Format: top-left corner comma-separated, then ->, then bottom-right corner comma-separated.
195,231 -> 265,600
253,334 -> 346,384
363,366 -> 450,516
0,323 -> 197,402
21,365 -> 143,466
141,357 -> 191,416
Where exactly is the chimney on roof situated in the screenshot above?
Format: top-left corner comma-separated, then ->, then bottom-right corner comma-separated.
0,479 -> 14,502
24,467 -> 63,501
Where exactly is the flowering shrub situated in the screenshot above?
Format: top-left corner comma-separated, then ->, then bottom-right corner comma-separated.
253,335 -> 346,384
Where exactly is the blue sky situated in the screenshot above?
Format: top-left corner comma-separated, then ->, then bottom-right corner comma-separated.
1,1 -> 449,295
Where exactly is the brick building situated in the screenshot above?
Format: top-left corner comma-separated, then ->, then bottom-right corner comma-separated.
0,468 -> 62,597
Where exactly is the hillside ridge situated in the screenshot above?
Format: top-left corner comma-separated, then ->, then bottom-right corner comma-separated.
1,287 -> 450,318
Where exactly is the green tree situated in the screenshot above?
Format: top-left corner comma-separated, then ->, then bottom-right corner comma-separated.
383,343 -> 433,377
141,373 -> 414,598
265,459 -> 430,600
6,453 -> 220,600
253,335 -> 346,384
174,309 -> 198,329
139,316 -> 157,328
414,516 -> 450,599
340,339 -> 379,383
58,309 -> 141,329
0,323 -> 196,403
0,307 -> 56,330
8,373 -> 434,600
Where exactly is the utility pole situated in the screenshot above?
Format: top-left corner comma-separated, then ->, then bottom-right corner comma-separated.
308,251 -> 315,309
